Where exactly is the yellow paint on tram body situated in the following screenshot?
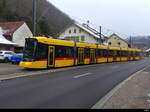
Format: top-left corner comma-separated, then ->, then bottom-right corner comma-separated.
20,61 -> 47,69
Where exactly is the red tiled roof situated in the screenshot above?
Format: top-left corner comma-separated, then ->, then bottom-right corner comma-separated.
0,21 -> 25,35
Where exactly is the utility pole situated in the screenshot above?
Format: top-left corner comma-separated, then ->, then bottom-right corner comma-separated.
32,0 -> 36,36
99,26 -> 102,44
130,36 -> 132,48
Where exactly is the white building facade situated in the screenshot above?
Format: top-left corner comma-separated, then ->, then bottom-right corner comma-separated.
106,34 -> 129,48
0,21 -> 33,52
12,22 -> 32,47
58,23 -> 100,44
0,21 -> 32,47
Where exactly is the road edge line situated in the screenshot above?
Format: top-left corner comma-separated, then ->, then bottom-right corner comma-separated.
92,64 -> 150,109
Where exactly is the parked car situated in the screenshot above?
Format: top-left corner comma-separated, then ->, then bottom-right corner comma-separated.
0,50 -> 15,63
10,53 -> 23,64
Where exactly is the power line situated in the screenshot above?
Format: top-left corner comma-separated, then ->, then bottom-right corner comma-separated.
36,7 -> 51,23
70,15 -> 130,39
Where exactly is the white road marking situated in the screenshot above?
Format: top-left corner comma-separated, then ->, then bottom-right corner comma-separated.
73,73 -> 92,79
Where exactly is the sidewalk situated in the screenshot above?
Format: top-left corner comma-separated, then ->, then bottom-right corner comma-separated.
93,66 -> 150,109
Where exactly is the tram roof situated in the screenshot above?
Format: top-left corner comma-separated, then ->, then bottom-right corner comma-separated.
31,37 -> 142,51
120,48 -> 128,51
33,37 -> 99,48
33,37 -> 75,47
135,49 -> 142,52
128,48 -> 142,52
128,48 -> 136,51
108,46 -> 121,50
98,45 -> 108,49
76,42 -> 97,48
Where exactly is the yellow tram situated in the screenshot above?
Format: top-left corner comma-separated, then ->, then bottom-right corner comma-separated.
19,37 -> 142,69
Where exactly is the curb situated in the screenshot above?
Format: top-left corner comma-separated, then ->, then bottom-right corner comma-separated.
92,65 -> 150,109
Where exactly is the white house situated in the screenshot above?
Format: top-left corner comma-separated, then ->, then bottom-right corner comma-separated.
58,22 -> 105,44
0,21 -> 32,47
106,33 -> 130,48
0,21 -> 33,52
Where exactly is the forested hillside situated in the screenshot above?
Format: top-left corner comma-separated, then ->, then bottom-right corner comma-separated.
126,36 -> 150,49
0,0 -> 73,37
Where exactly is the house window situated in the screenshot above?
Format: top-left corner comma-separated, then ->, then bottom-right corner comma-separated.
69,30 -> 71,34
69,36 -> 79,42
75,36 -> 79,42
81,36 -> 85,41
109,42 -> 112,45
118,42 -> 121,46
70,36 -> 74,41
79,29 -> 82,33
65,37 -> 71,40
74,29 -> 76,33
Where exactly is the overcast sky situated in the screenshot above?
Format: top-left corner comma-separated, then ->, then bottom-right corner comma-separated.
48,0 -> 150,38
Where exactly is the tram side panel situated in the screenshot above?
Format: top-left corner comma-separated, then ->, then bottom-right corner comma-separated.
107,50 -> 113,63
84,48 -> 90,65
120,51 -> 128,62
54,45 -> 74,68
96,49 -> 108,63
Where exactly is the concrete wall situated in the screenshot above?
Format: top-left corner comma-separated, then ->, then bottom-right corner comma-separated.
59,25 -> 98,44
13,23 -> 33,47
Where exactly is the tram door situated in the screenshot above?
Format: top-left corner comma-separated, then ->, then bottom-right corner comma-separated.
78,48 -> 84,64
48,46 -> 55,67
90,49 -> 96,64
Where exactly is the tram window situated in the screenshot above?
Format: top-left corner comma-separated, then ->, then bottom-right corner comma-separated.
128,51 -> 131,56
113,51 -> 117,56
66,47 -> 74,57
101,50 -> 104,57
122,51 -> 125,56
133,52 -> 135,56
103,50 -> 108,57
135,52 -> 140,56
120,51 -> 123,56
36,43 -> 47,60
97,49 -> 102,57
126,51 -> 129,56
111,50 -> 114,57
55,46 -> 74,58
108,50 -> 111,57
135,52 -> 137,56
117,51 -> 120,56
85,48 -> 90,58
108,50 -> 113,57
131,52 -> 133,56
122,51 -> 128,56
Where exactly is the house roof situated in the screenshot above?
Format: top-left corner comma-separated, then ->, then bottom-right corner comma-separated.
75,22 -> 100,38
0,21 -> 25,35
59,21 -> 107,40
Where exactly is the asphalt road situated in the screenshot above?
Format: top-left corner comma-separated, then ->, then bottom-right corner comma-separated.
0,63 -> 24,75
0,58 -> 150,109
